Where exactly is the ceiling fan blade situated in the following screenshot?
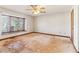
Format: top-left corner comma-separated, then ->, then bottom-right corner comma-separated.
31,5 -> 38,9
40,7 -> 45,9
40,11 -> 46,13
40,9 -> 46,12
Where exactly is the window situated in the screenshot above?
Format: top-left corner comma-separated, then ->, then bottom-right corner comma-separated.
2,15 -> 25,34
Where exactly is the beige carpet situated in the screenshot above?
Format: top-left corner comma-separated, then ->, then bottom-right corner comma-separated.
0,33 -> 76,53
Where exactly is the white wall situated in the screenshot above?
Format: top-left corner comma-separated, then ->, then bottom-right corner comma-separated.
34,13 -> 71,37
0,7 -> 33,39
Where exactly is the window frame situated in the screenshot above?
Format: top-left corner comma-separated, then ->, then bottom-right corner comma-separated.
1,14 -> 25,34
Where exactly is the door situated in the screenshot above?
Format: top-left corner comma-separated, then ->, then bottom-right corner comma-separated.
71,9 -> 74,42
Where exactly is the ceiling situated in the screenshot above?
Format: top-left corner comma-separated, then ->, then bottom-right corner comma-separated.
0,5 -> 72,16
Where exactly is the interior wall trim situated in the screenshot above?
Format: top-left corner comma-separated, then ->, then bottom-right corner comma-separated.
70,38 -> 78,53
0,32 -> 33,41
33,32 -> 70,38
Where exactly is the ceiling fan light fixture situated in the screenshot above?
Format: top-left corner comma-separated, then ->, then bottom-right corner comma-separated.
32,9 -> 40,14
26,5 -> 46,14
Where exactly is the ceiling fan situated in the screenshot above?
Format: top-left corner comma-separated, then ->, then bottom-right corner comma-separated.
26,5 -> 46,14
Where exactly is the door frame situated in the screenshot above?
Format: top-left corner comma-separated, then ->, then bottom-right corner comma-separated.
71,9 -> 74,43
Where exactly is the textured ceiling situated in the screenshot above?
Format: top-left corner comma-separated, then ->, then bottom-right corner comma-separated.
0,5 -> 72,16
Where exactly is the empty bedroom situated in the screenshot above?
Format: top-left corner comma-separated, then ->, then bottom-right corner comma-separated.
0,5 -> 78,53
